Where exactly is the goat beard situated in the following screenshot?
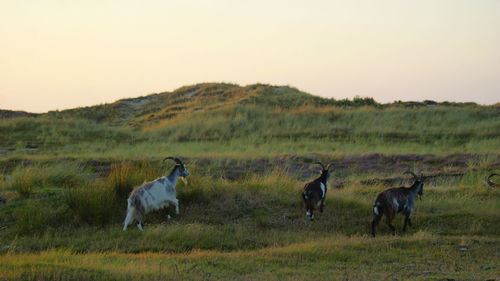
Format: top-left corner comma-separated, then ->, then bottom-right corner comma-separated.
180,177 -> 188,185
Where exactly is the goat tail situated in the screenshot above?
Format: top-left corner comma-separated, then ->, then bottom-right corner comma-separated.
301,191 -> 308,208
123,198 -> 136,231
373,201 -> 381,216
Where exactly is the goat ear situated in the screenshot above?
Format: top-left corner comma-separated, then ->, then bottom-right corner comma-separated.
325,163 -> 334,170
173,157 -> 183,165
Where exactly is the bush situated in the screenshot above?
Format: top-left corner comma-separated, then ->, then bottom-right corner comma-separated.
176,174 -> 210,205
64,183 -> 118,226
14,200 -> 51,234
106,162 -> 162,198
106,163 -> 136,198
44,163 -> 87,188
10,166 -> 43,197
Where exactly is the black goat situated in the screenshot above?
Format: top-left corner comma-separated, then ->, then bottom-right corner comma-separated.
371,171 -> 424,237
302,162 -> 333,221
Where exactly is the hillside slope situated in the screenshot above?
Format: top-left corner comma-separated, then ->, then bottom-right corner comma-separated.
0,83 -> 498,157
4,82 -> 476,127
42,83 -> 346,128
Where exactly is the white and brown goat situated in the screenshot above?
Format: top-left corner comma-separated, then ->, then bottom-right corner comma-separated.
371,171 -> 424,237
123,157 -> 189,231
302,162 -> 333,221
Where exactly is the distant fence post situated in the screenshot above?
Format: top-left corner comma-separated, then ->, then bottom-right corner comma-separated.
130,133 -> 134,146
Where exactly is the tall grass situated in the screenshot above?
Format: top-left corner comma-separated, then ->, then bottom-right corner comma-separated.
107,163 -> 135,198
147,104 -> 498,143
0,116 -> 130,153
106,162 -> 163,198
13,200 -> 52,234
43,163 -> 88,188
6,163 -> 88,197
1,97 -> 498,159
10,166 -> 43,197
64,183 -> 118,226
62,161 -> 165,226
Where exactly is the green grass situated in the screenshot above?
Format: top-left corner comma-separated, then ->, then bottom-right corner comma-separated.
1,234 -> 498,280
1,168 -> 499,280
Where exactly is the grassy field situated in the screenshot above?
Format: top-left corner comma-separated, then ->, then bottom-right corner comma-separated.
1,83 -> 499,280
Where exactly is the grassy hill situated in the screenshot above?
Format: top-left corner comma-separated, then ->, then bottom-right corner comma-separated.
1,83 -> 499,280
1,83 -> 499,159
38,83 -> 379,127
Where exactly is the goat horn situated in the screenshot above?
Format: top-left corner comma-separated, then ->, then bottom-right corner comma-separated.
487,173 -> 499,181
163,157 -> 182,165
403,170 -> 418,180
313,161 -> 325,170
486,173 -> 499,187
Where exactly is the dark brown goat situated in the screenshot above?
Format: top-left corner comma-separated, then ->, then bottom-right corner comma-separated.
302,162 -> 333,221
371,171 -> 424,237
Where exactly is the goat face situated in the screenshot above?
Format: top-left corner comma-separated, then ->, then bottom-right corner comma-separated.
416,180 -> 424,199
164,156 -> 190,183
180,164 -> 190,178
404,171 -> 424,199
321,168 -> 332,181
177,163 -> 190,184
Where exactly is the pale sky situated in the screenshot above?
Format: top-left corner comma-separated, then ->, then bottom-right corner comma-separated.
1,0 -> 499,113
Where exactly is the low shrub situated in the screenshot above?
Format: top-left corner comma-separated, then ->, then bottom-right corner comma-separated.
64,183 -> 118,226
106,162 -> 162,198
13,200 -> 51,234
44,163 -> 87,188
106,163 -> 135,198
10,166 -> 43,197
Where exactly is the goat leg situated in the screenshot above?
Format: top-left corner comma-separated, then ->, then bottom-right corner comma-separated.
371,214 -> 382,237
403,215 -> 410,232
165,205 -> 171,220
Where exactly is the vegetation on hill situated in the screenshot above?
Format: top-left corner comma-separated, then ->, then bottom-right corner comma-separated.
0,83 -> 498,158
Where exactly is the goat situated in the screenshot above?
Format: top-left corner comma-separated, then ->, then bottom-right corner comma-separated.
485,173 -> 499,188
371,171 -> 424,237
123,157 -> 190,231
302,162 -> 333,221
